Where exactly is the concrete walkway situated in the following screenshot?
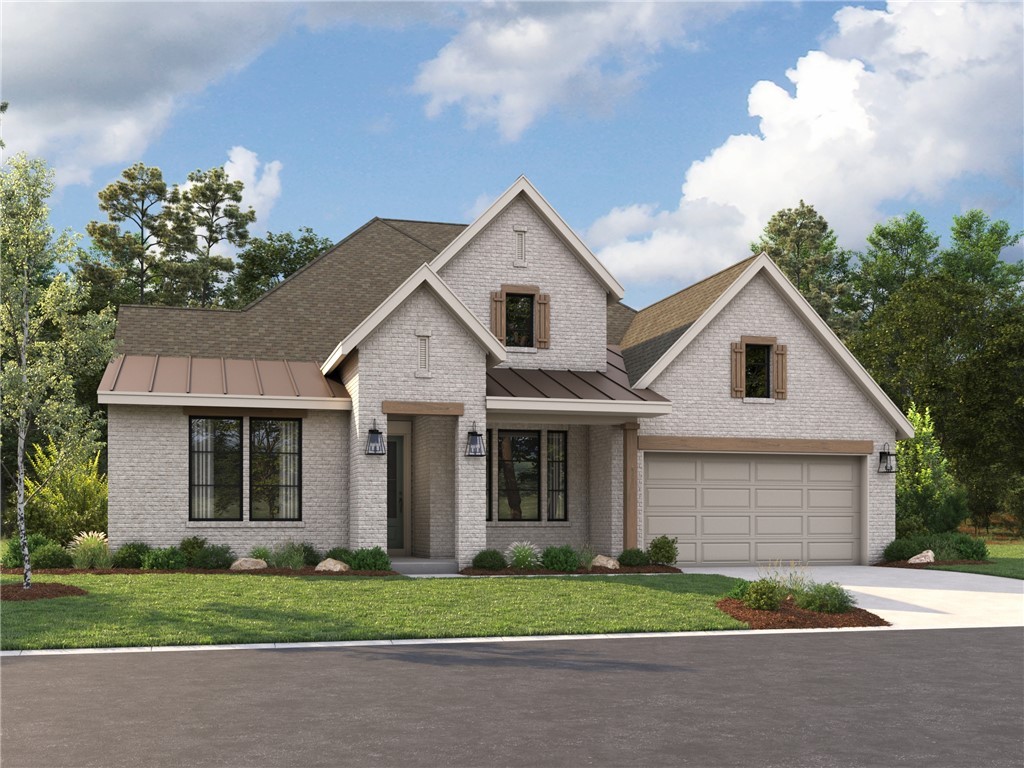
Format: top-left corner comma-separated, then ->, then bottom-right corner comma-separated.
686,564 -> 1024,630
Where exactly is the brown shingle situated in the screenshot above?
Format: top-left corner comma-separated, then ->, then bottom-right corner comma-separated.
606,301 -> 637,345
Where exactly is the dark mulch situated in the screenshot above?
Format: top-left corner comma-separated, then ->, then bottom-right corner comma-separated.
716,597 -> 890,629
1,582 -> 89,601
460,564 -> 681,576
1,567 -> 399,577
876,559 -> 993,569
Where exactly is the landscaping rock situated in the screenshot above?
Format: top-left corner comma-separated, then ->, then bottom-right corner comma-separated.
908,550 -> 935,564
315,558 -> 350,573
229,557 -> 268,571
591,555 -> 620,570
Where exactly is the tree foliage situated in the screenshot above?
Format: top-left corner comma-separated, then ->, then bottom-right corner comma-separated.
852,211 -> 938,320
225,227 -> 332,307
896,404 -> 968,537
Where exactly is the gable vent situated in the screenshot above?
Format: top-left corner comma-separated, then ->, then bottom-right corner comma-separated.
514,228 -> 527,266
418,335 -> 429,371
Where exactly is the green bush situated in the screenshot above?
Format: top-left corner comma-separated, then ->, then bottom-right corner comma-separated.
743,579 -> 782,611
472,549 -> 507,570
142,546 -> 187,570
191,544 -> 235,569
300,542 -> 322,567
883,532 -> 988,562
249,546 -> 272,562
178,536 -> 209,566
647,535 -> 679,565
618,548 -> 650,567
32,542 -> 74,568
727,580 -> 750,600
325,547 -> 354,564
794,582 -> 855,614
505,541 -> 541,569
1,533 -> 57,568
68,531 -> 111,569
111,542 -> 152,569
348,546 -> 391,571
896,404 -> 969,535
268,542 -> 306,570
541,545 -> 581,572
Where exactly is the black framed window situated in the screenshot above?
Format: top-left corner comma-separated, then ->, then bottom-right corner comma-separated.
547,431 -> 567,521
745,344 -> 772,398
486,429 -> 493,521
250,418 -> 302,521
189,417 -> 242,521
505,294 -> 534,347
496,430 -> 540,520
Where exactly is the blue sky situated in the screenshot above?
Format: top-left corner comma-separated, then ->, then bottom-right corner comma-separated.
3,1 -> 1022,309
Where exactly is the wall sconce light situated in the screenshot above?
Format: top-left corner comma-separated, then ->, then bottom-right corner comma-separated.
365,419 -> 386,456
878,443 -> 896,474
465,422 -> 486,457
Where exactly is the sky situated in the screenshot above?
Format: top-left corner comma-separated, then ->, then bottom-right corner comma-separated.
2,0 -> 1022,310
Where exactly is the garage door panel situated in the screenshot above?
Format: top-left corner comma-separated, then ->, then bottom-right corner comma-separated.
808,489 -> 855,508
755,542 -> 804,562
701,461 -> 751,482
755,461 -> 803,482
808,541 -> 856,562
646,487 -> 697,509
647,514 -> 696,536
674,541 -> 698,563
646,455 -> 697,482
701,488 -> 750,508
702,542 -> 751,563
755,488 -> 803,508
808,515 -> 855,535
808,462 -> 855,483
756,515 -> 803,535
701,515 -> 750,536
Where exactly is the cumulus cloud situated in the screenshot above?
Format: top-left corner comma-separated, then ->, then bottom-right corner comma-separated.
413,2 -> 737,141
224,146 -> 284,226
591,1 -> 1024,293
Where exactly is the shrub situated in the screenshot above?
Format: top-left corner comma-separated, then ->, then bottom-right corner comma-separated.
505,541 -> 541,569
32,542 -> 74,568
325,547 -> 354,564
883,532 -> 988,562
68,531 -> 112,569
1,533 -> 57,568
472,549 -> 507,570
743,579 -> 782,611
647,535 -> 679,565
541,545 -> 582,572
727,580 -> 750,600
300,542 -> 322,567
794,582 -> 855,614
268,542 -> 306,570
348,546 -> 391,571
897,404 -> 969,535
618,548 -> 650,567
178,536 -> 209,567
142,546 -> 187,570
249,546 -> 272,562
191,544 -> 235,569
111,542 -> 152,569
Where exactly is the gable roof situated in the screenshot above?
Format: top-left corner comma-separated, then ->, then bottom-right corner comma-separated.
430,176 -> 625,300
321,264 -> 506,373
623,253 -> 914,439
115,218 -> 466,362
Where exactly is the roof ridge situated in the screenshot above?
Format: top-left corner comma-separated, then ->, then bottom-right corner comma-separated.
635,254 -> 758,314
378,219 -> 450,256
380,217 -> 468,228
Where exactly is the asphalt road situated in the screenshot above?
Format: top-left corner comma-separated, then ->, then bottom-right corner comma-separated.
2,628 -> 1021,768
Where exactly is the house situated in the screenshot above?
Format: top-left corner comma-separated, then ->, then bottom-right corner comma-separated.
97,177 -> 913,568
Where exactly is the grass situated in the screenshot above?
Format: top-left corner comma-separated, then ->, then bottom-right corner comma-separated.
0,572 -> 746,650
929,541 -> 1024,580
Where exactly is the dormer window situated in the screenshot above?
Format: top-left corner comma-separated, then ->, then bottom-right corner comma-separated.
505,294 -> 534,347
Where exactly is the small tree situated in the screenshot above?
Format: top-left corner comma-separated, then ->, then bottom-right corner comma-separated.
896,403 -> 968,537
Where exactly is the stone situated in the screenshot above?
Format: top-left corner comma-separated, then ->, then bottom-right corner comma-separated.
229,557 -> 268,571
315,558 -> 350,573
591,554 -> 620,570
908,549 -> 935,564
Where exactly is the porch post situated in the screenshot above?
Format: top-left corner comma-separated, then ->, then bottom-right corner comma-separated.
622,422 -> 639,550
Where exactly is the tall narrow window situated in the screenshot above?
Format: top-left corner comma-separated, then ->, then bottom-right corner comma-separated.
486,430 -> 493,521
505,294 -> 535,347
496,430 -> 540,520
250,418 -> 302,521
547,431 -> 567,521
744,344 -> 772,398
189,418 -> 242,520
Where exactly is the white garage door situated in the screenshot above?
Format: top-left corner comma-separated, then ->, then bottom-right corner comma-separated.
643,453 -> 862,565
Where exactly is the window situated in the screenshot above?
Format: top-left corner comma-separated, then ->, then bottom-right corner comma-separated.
505,294 -> 535,347
250,419 -> 302,521
189,417 -> 242,520
731,337 -> 788,400
547,431 -> 567,521
745,344 -> 772,398
496,430 -> 540,520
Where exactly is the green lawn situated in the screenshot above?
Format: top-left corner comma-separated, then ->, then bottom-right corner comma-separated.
0,572 -> 746,650
929,542 -> 1024,580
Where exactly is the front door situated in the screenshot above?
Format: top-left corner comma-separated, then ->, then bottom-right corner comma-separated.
387,435 -> 407,555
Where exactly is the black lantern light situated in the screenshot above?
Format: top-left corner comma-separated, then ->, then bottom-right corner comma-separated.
365,419 -> 386,455
878,443 -> 896,474
466,422 -> 486,457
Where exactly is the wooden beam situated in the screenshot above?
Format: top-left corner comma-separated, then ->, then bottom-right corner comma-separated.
183,407 -> 308,418
623,423 -> 639,550
381,400 -> 465,416
636,435 -> 874,455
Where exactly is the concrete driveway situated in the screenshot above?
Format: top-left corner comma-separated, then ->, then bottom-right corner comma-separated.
686,564 -> 1024,630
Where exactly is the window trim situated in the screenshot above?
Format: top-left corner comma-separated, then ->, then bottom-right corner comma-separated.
731,336 -> 787,400
188,416 -> 243,522
249,417 -> 303,522
490,284 -> 551,350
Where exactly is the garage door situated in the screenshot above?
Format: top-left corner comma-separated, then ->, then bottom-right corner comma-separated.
643,453 -> 862,565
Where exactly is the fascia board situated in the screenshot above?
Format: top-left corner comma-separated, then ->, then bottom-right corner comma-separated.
98,392 -> 352,411
486,396 -> 672,418
430,176 -> 625,300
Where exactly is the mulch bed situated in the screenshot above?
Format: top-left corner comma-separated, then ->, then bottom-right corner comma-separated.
716,596 -> 890,629
1,582 -> 89,601
876,559 -> 993,569
460,564 -> 681,576
0,567 -> 399,578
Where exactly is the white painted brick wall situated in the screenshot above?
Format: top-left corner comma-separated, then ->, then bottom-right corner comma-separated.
107,405 -> 348,554
586,425 -> 624,556
637,274 -> 897,562
439,196 -> 608,371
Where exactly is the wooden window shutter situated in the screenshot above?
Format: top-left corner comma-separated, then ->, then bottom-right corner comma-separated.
536,293 -> 550,349
490,290 -> 505,340
773,344 -> 788,400
730,342 -> 744,398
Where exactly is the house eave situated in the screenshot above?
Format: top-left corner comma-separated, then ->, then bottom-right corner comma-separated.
98,392 -> 352,411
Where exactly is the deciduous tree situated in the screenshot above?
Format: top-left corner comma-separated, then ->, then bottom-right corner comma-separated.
225,227 -> 332,307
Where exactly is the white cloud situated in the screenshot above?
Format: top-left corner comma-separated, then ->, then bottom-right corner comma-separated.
591,1 -> 1024,293
224,146 -> 284,226
413,3 -> 737,141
